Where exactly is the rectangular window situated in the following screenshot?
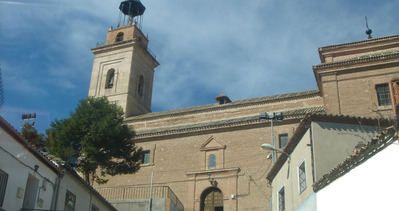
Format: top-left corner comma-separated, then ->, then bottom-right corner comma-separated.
141,150 -> 151,164
278,187 -> 285,211
0,169 -> 8,207
64,190 -> 76,211
279,133 -> 289,149
376,83 -> 391,106
298,161 -> 307,193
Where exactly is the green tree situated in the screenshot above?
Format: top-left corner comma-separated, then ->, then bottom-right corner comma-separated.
47,97 -> 142,185
21,123 -> 45,150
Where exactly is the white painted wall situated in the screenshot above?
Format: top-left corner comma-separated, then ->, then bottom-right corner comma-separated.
57,170 -> 116,211
0,128 -> 58,211
271,129 -> 314,211
316,140 -> 399,211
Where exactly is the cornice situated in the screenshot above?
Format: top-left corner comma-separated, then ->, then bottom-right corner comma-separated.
132,106 -> 325,140
319,34 -> 399,51
125,90 -> 321,123
186,167 -> 240,176
313,51 -> 399,71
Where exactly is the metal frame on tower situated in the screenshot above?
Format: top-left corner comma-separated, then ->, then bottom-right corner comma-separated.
117,0 -> 146,28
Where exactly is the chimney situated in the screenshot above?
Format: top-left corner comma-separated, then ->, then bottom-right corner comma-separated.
216,95 -> 231,105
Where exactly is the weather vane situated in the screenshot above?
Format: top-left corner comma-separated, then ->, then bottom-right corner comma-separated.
365,16 -> 373,39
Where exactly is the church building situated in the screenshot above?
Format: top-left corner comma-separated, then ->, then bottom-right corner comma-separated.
87,1 -> 399,210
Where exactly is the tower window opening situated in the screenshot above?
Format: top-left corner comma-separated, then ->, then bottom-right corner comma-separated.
115,32 -> 124,42
138,75 -> 144,97
105,69 -> 115,89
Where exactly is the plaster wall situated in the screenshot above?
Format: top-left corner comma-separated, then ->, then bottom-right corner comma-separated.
56,170 -> 115,211
312,121 -> 379,181
271,129 -> 314,211
0,128 -> 58,211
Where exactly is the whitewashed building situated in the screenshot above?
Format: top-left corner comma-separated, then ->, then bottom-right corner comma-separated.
266,114 -> 393,211
0,116 -> 117,211
0,116 -> 59,211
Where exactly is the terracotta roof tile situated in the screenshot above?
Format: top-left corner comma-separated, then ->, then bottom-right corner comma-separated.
312,126 -> 397,192
126,90 -> 320,121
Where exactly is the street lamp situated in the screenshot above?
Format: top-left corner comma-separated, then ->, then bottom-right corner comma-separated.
261,143 -> 291,178
260,144 -> 290,160
259,112 -> 284,163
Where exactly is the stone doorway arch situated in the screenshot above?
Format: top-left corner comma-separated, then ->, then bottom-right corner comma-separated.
200,187 -> 223,211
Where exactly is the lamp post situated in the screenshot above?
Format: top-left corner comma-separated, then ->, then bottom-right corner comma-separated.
259,112 -> 284,163
261,143 -> 291,179
260,144 -> 290,159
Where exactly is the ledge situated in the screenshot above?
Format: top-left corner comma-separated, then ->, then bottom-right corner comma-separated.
186,167 -> 240,176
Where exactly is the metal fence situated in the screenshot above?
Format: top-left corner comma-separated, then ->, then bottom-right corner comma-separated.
96,185 -> 183,210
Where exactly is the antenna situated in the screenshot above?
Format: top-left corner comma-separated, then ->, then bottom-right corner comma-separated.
365,16 -> 373,39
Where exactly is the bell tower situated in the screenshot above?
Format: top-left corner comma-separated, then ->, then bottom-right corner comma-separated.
88,0 -> 159,117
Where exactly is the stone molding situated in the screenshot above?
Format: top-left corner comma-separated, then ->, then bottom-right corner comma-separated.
126,90 -> 321,122
132,106 -> 325,140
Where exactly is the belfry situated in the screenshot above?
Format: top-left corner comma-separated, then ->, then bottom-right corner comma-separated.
88,0 -> 159,117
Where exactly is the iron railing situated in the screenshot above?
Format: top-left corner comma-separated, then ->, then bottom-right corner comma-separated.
96,185 -> 183,210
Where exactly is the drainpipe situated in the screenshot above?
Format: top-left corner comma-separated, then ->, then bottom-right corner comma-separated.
50,171 -> 63,210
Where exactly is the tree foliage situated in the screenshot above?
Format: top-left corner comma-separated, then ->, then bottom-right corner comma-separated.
47,97 -> 142,185
21,123 -> 45,150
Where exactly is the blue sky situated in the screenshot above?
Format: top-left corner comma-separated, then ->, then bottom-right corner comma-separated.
1,0 -> 399,133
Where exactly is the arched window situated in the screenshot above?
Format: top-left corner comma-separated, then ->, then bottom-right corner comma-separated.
208,154 -> 216,169
115,32 -> 124,42
105,69 -> 115,89
138,75 -> 144,97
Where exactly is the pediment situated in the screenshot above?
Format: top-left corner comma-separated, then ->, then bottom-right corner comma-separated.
200,136 -> 226,151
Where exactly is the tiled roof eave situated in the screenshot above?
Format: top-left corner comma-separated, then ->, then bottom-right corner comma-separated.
313,52 -> 399,70
266,114 -> 394,183
132,107 -> 325,140
125,90 -> 321,122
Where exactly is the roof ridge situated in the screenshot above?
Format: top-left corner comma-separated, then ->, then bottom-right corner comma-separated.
133,106 -> 326,140
126,90 -> 320,121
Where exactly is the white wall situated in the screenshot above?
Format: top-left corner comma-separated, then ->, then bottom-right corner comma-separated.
271,129 -> 314,211
0,128 -> 58,211
57,170 -> 115,211
316,140 -> 399,211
